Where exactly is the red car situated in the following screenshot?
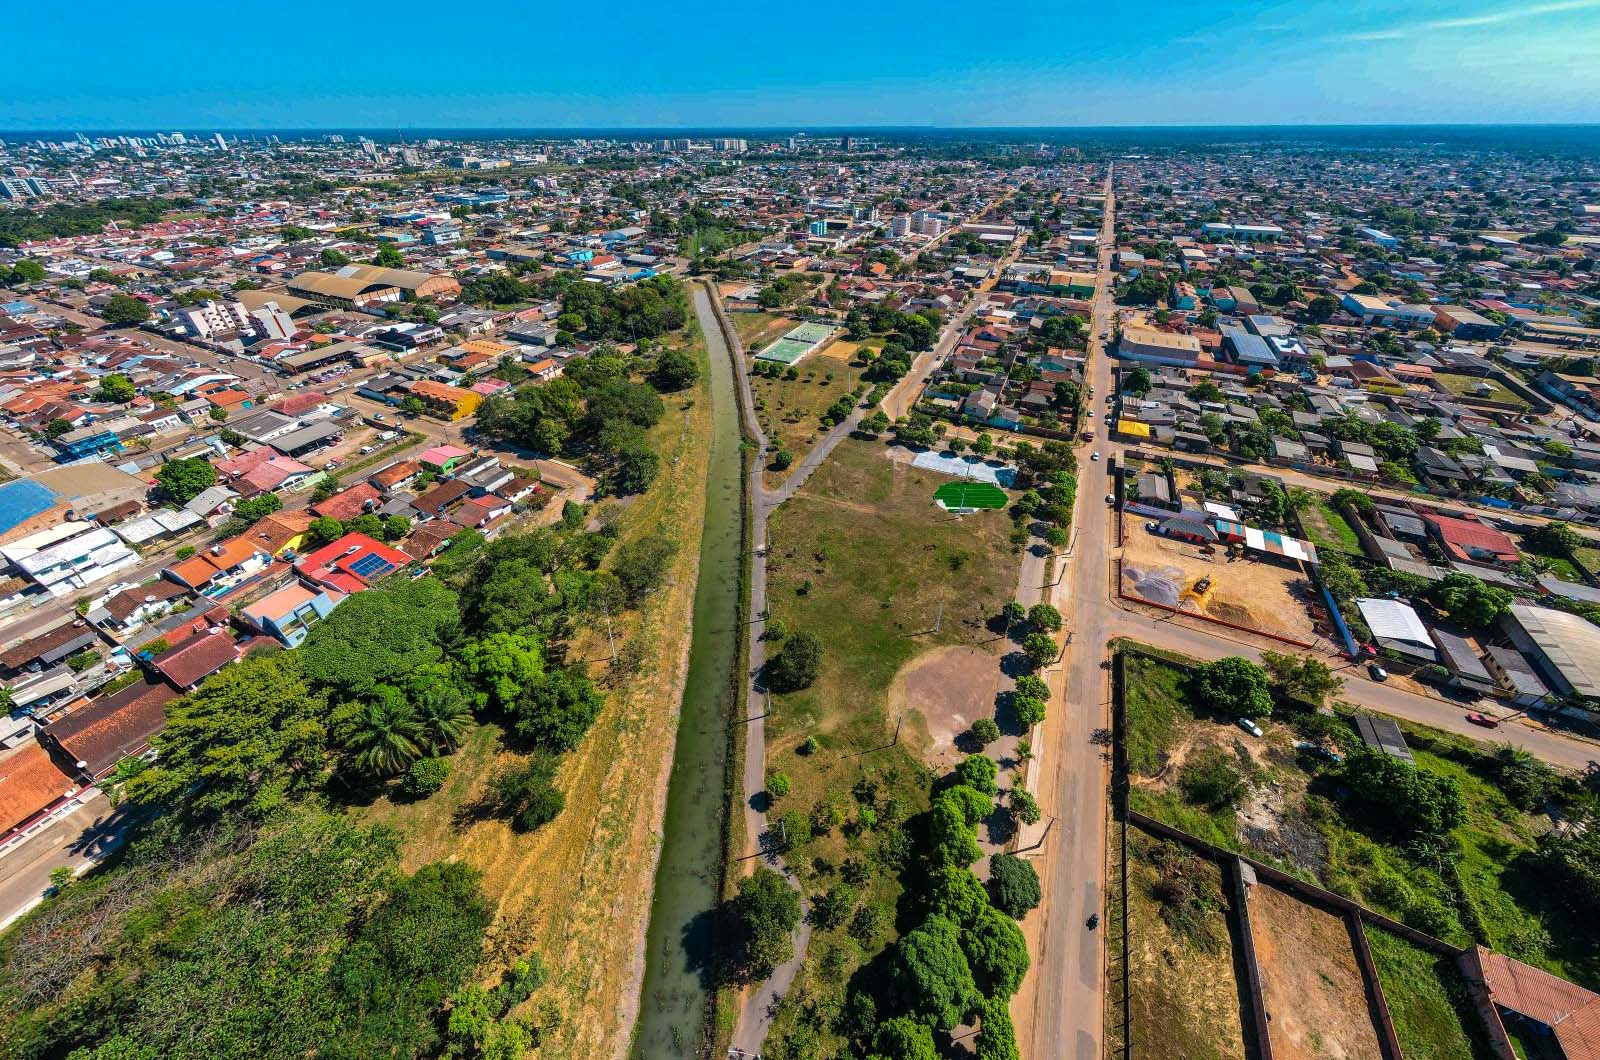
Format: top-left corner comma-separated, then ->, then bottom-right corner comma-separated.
1465,712 -> 1500,729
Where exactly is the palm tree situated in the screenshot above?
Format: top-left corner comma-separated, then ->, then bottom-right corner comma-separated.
347,693 -> 423,777
415,686 -> 472,757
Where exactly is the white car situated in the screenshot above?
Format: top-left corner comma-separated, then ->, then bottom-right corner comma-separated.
1237,718 -> 1264,738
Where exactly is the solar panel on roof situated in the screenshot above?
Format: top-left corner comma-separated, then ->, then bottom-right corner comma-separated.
348,553 -> 396,579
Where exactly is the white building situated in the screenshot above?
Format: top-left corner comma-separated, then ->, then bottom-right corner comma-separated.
176,299 -> 252,340
1,522 -> 140,598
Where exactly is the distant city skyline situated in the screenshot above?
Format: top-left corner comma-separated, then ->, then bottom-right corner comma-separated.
7,0 -> 1600,130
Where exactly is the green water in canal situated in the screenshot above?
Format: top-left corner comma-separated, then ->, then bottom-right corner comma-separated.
631,289 -> 745,1058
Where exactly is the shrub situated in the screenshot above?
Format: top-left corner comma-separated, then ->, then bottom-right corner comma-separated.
400,756 -> 452,799
767,630 -> 822,692
1178,748 -> 1248,809
766,771 -> 791,799
487,756 -> 565,833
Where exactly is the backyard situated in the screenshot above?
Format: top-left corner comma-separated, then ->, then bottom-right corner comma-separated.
1298,501 -> 1363,557
1364,926 -> 1496,1060
1434,372 -> 1530,408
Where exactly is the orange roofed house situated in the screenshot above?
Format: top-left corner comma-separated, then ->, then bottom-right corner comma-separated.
162,537 -> 273,597
407,379 -> 483,421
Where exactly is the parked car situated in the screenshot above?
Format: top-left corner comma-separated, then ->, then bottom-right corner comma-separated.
359,445 -> 376,455
1465,712 -> 1500,729
1237,718 -> 1264,738
1368,663 -> 1388,681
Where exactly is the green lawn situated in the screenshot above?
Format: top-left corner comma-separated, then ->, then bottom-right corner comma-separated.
1300,502 -> 1363,556
1435,372 -> 1530,408
1570,545 -> 1600,578
1365,926 -> 1496,1060
749,352 -> 866,486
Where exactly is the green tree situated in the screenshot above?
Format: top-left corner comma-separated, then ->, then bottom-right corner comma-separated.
320,247 -> 352,267
1027,603 -> 1062,632
305,515 -> 345,548
613,533 -> 676,603
1260,650 -> 1343,706
975,995 -> 1022,1060
373,244 -> 408,268
340,686 -> 424,777
989,853 -> 1042,918
767,630 -> 823,692
1123,366 -> 1153,396
964,905 -> 1029,995
299,577 -> 459,696
1021,632 -> 1058,670
956,753 -> 998,796
889,915 -> 979,1030
414,685 -> 471,756
102,293 -> 152,326
125,653 -> 330,818
44,417 -> 72,438
1342,749 -> 1465,838
154,456 -> 218,503
9,258 -> 46,283
96,373 -> 136,403
650,346 -> 699,391
487,755 -> 566,832
382,514 -> 411,542
729,865 -> 801,980
970,717 -> 1000,745
460,630 -> 546,714
874,1016 -> 937,1060
927,864 -> 990,928
400,395 -> 426,418
1305,294 -> 1340,323
1426,572 -> 1513,629
400,756 -> 452,799
1191,656 -> 1273,719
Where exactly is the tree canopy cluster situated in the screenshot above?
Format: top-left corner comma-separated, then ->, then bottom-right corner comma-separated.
475,344 -> 669,495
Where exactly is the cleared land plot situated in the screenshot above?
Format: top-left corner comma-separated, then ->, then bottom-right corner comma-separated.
731,310 -> 795,351
1126,829 -> 1249,1060
1434,373 -> 1529,408
1365,926 -> 1496,1060
359,328 -> 715,1060
887,644 -> 997,768
1300,502 -> 1363,557
1250,883 -> 1384,1060
1121,646 -> 1600,995
1121,526 -> 1318,640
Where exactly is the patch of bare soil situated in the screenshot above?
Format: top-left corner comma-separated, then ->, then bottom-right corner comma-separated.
1250,883 -> 1385,1060
1238,778 -> 1328,876
887,644 -> 998,767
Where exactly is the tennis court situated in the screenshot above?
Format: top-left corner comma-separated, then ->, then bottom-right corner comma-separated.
933,481 -> 1008,511
755,321 -> 838,365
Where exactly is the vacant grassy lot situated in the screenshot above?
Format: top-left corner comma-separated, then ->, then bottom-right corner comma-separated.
730,310 -> 795,352
749,348 -> 867,487
360,326 -> 715,1060
761,437 -> 1022,1056
1365,926 -> 1495,1060
1435,372 -> 1529,408
1126,829 -> 1249,1060
1299,502 -> 1363,556
1119,646 -> 1599,993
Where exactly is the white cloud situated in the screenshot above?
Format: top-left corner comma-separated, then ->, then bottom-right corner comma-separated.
1331,0 -> 1600,42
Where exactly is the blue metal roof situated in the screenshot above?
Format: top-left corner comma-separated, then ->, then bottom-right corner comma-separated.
0,479 -> 59,536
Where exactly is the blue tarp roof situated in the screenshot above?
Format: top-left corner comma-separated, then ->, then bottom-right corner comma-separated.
0,479 -> 59,536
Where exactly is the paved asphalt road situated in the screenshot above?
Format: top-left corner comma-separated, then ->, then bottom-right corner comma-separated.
0,790 -> 139,931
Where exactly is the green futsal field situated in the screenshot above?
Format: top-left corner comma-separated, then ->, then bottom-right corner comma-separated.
933,481 -> 1008,510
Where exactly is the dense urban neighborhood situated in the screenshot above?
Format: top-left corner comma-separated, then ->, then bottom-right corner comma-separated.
0,126 -> 1598,1060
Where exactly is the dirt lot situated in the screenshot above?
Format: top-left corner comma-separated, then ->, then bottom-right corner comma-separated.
888,644 -> 998,768
1120,523 -> 1318,641
1250,883 -> 1385,1060
1127,830 -> 1249,1060
730,310 -> 795,352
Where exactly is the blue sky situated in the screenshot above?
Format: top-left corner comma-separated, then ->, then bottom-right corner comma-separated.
5,0 -> 1600,129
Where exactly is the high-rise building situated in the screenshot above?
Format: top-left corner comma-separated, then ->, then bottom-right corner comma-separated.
712,138 -> 747,153
213,132 -> 228,150
891,214 -> 911,237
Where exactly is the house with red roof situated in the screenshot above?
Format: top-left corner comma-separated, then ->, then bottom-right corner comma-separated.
294,532 -> 411,595
1421,510 -> 1521,566
151,629 -> 240,690
311,482 -> 381,522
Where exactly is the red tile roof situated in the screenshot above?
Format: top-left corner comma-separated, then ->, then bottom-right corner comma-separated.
153,630 -> 239,689
312,482 -> 381,522
41,680 -> 176,779
0,743 -> 76,834
1424,512 -> 1520,564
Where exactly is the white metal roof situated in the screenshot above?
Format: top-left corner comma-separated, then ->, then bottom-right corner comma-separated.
1356,597 -> 1433,647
